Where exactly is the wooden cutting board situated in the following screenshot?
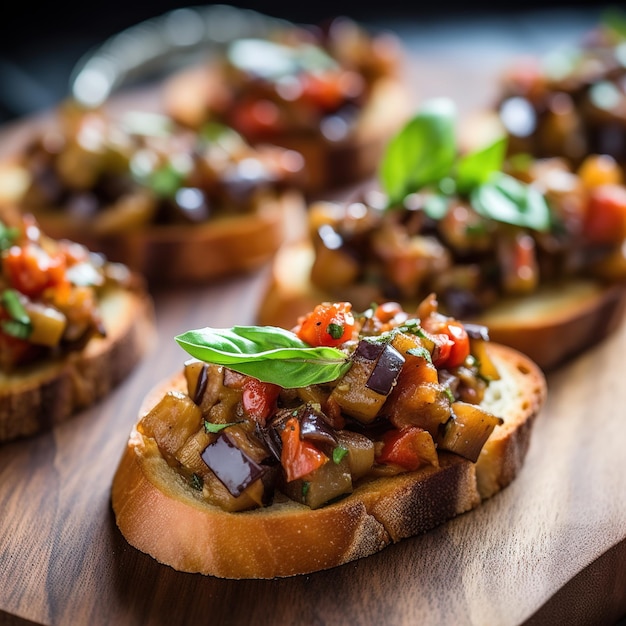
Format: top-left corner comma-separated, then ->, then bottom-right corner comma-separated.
1,14 -> 625,625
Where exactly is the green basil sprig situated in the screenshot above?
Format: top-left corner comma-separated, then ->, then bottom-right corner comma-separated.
378,97 -> 551,232
175,325 -> 351,388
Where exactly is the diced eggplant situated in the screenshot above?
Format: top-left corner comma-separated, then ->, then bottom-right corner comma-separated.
437,401 -> 504,462
281,455 -> 353,509
138,391 -> 202,460
201,431 -> 267,497
382,351 -> 451,436
463,322 -> 490,341
299,405 -> 337,448
363,341 -> 405,395
329,339 -> 404,423
183,358 -> 208,405
336,430 -> 375,480
201,471 -> 266,512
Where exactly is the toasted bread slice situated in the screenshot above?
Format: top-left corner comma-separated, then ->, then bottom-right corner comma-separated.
111,342 -> 545,579
0,283 -> 154,442
257,239 -> 626,371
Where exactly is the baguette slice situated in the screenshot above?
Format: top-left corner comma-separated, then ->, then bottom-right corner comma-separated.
257,239 -> 626,372
0,283 -> 155,442
164,66 -> 411,193
111,343 -> 545,579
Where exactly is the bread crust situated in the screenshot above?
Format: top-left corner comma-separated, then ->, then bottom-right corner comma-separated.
163,66 -> 411,192
111,343 -> 545,578
256,239 -> 626,371
0,283 -> 155,442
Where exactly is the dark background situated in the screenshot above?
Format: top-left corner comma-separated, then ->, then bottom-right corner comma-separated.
0,0 -> 611,124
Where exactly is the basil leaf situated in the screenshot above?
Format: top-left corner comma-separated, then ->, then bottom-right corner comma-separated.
456,136 -> 507,195
379,98 -> 457,206
1,289 -> 30,325
146,163 -> 186,198
471,173 -> 551,232
1,319 -> 31,339
0,222 -> 19,251
175,326 -> 351,388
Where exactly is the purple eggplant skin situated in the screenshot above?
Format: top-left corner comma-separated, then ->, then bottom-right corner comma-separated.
201,432 -> 267,497
462,322 -> 490,341
359,340 -> 405,395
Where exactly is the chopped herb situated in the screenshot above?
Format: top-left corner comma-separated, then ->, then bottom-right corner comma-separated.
332,446 -> 348,464
302,481 -> 310,499
326,323 -> 344,340
204,420 -> 239,434
444,386 -> 455,403
1,290 -> 30,325
407,346 -> 433,363
190,473 -> 204,491
0,319 -> 31,339
0,222 -> 19,251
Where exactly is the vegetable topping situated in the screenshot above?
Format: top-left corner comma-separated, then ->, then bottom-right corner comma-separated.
139,296 -> 503,512
306,97 -> 626,319
15,105 -> 303,236
0,213 -> 133,371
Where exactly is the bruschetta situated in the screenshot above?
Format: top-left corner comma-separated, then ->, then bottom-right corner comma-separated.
473,10 -> 626,168
111,296 -> 546,578
258,98 -> 626,371
0,210 -> 154,442
0,103 -> 305,286
162,16 -> 412,193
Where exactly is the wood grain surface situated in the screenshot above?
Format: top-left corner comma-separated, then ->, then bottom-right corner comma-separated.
1,10 -> 625,626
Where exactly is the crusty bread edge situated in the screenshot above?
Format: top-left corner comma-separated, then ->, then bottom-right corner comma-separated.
256,239 -> 626,372
111,343 -> 545,579
0,283 -> 155,442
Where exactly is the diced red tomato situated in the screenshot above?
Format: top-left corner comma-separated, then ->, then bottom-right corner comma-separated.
299,71 -> 350,111
3,243 -> 68,298
242,377 -> 280,426
422,316 -> 470,369
229,98 -> 283,138
295,301 -> 355,347
280,417 -> 328,482
584,184 -> 626,245
376,427 -> 427,471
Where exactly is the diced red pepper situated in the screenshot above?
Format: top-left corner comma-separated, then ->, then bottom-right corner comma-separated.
3,243 -> 68,298
295,301 -> 355,347
280,417 -> 328,482
376,427 -> 428,471
422,317 -> 470,369
242,377 -> 280,426
584,184 -> 626,245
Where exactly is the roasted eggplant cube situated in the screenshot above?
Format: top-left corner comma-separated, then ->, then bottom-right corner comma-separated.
336,430 -> 375,480
184,358 -> 208,405
138,391 -> 202,460
282,454 -> 353,509
201,431 -> 267,497
437,401 -> 504,462
329,340 -> 404,423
